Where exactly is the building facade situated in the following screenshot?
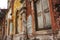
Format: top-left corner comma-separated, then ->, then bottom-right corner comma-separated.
2,0 -> 60,40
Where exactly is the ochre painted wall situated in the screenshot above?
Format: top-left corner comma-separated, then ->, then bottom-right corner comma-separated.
12,0 -> 21,34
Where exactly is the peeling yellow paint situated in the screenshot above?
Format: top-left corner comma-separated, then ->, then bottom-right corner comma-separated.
12,0 -> 21,34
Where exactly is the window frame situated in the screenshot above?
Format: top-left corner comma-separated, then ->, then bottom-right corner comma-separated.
34,0 -> 52,31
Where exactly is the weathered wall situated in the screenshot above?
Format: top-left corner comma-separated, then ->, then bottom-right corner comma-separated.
12,0 -> 21,34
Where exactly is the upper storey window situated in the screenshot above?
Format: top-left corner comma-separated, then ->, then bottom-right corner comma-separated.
34,0 -> 52,30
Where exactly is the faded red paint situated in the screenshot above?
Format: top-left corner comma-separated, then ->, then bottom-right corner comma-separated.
49,0 -> 58,32
26,0 -> 31,18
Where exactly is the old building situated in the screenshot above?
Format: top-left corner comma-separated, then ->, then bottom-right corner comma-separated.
25,0 -> 60,40
0,0 -> 60,40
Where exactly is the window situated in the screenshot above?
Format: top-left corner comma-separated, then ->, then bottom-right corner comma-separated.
10,21 -> 13,34
27,15 -> 32,34
15,10 -> 21,34
15,10 -> 19,34
34,0 -> 51,30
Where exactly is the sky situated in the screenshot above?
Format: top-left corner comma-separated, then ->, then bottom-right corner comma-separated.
0,0 -> 8,9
